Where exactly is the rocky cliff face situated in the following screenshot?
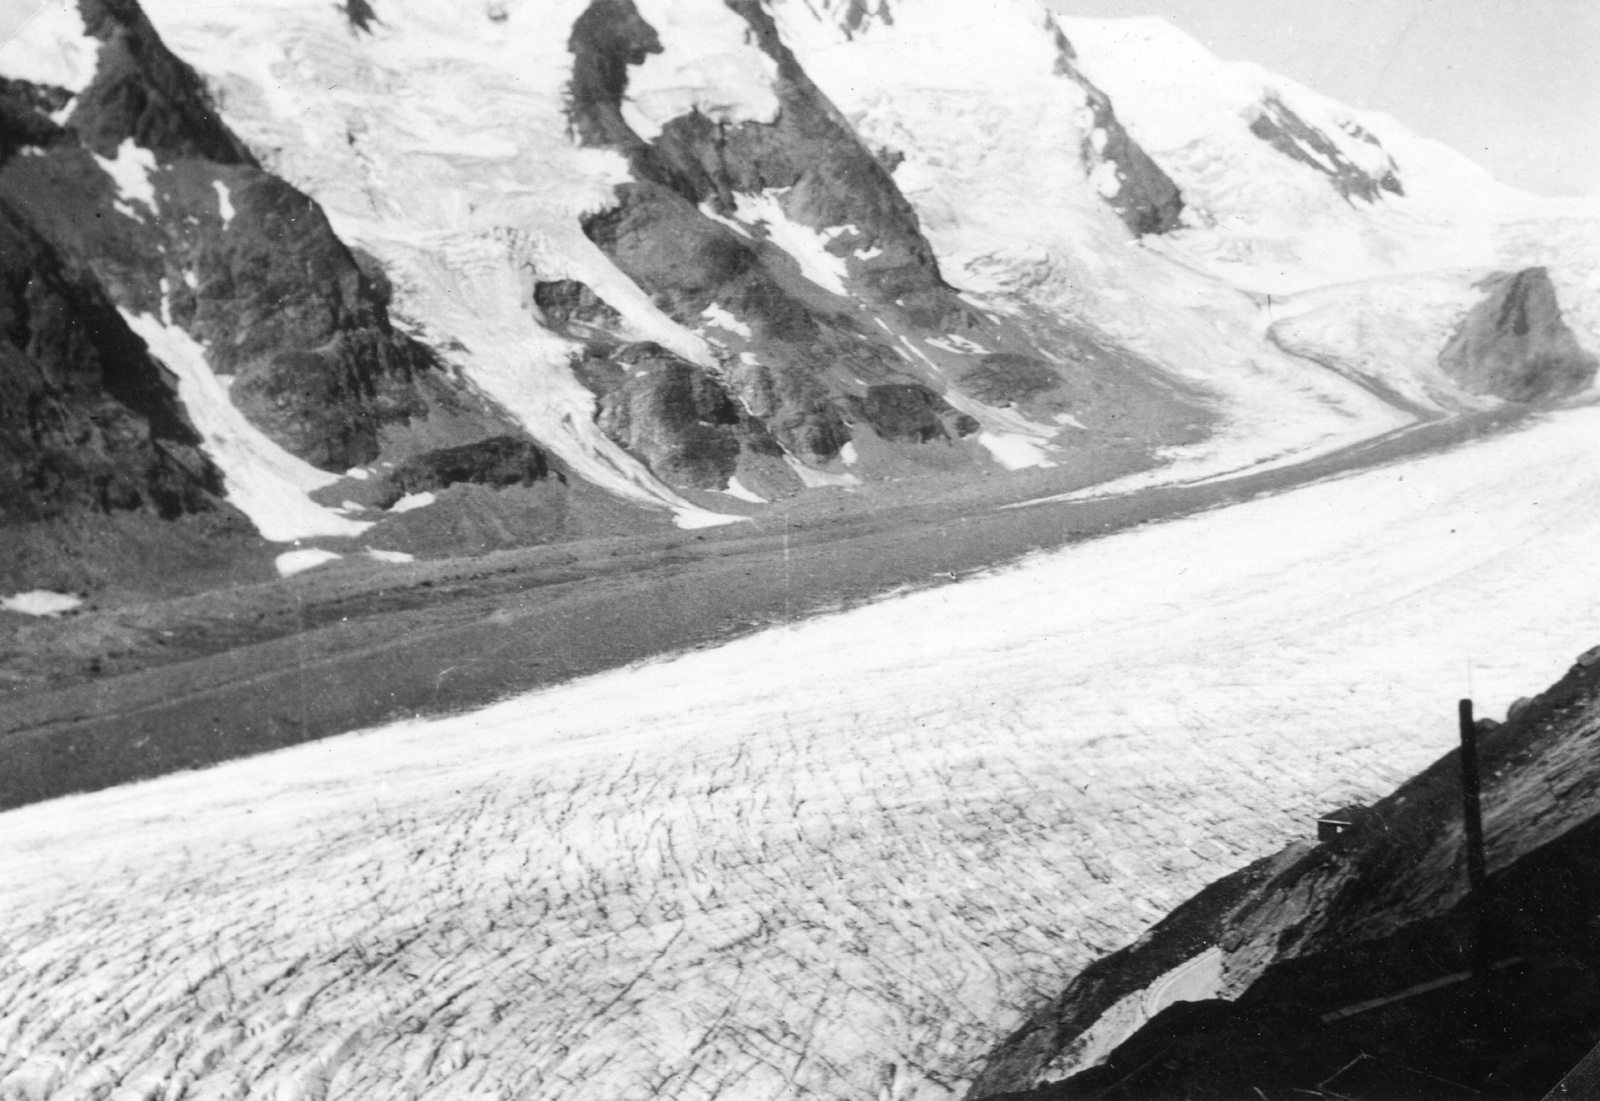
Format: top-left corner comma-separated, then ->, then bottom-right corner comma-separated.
566,0 -> 990,472
0,193 -> 224,525
3,0 -> 454,475
0,0 -> 613,592
2,0 -> 1595,601
1051,24 -> 1184,236
1248,93 -> 1403,202
968,649 -> 1600,1100
1439,267 -> 1598,403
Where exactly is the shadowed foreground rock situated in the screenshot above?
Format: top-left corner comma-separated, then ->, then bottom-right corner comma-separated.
969,647 -> 1600,1100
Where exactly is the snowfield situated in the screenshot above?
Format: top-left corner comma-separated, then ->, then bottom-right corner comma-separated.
7,407 -> 1600,1100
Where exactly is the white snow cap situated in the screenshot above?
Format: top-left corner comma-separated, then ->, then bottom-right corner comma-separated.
0,0 -> 101,92
621,0 -> 780,140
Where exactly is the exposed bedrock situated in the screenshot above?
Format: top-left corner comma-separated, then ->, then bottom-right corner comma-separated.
179,172 -> 437,470
574,341 -> 784,491
531,278 -> 625,338
1439,268 -> 1598,403
0,2 -> 462,474
0,200 -> 225,525
73,0 -> 258,166
1248,93 -> 1403,202
847,383 -> 977,444
375,436 -> 555,504
567,0 -> 956,324
1051,26 -> 1184,236
960,353 -> 1063,407
580,183 -> 854,465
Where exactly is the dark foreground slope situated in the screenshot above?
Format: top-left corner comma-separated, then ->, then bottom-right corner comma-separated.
970,646 -> 1600,1100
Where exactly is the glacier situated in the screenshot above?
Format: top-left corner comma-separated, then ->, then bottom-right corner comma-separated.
7,404 -> 1600,1100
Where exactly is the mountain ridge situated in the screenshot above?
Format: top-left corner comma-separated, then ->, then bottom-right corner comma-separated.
1,0 -> 1596,650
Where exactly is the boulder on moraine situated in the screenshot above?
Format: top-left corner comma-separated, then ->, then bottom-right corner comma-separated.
1439,268 -> 1597,403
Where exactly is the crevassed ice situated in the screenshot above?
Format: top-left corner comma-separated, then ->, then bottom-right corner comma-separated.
120,310 -> 372,542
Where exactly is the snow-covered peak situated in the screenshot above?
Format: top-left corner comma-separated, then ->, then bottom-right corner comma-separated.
620,0 -> 780,140
0,0 -> 100,91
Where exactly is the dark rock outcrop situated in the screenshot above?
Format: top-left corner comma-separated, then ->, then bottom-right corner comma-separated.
847,383 -> 976,444
960,354 -> 1062,407
574,341 -> 784,490
1439,268 -> 1598,403
72,0 -> 258,166
969,650 -> 1600,1100
580,182 -> 859,465
533,279 -> 624,337
568,0 -> 954,321
1249,93 -> 1403,202
344,0 -> 378,33
382,436 -> 554,499
1051,25 -> 1184,236
1,1 -> 450,473
0,200 -> 224,523
566,0 -> 1002,470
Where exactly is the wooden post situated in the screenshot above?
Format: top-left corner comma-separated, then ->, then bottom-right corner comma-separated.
1459,699 -> 1487,893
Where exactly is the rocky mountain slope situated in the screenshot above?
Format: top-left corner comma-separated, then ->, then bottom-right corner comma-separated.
1,0 -> 1595,609
967,648 -> 1600,1100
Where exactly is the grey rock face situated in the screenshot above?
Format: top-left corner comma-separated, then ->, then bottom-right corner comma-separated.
1439,268 -> 1597,403
847,384 -> 977,444
1051,25 -> 1185,236
0,200 -> 225,523
575,341 -> 783,491
1,0 -> 455,474
1248,94 -> 1403,202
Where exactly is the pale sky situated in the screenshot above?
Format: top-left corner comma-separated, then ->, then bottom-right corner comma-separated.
1052,0 -> 1600,197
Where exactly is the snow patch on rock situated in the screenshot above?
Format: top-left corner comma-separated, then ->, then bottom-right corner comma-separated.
977,431 -> 1056,470
212,179 -> 235,227
721,476 -> 767,504
725,190 -> 851,296
0,590 -> 83,617
92,139 -> 159,214
120,311 -> 372,541
387,490 -> 436,513
275,548 -> 343,577
701,302 -> 752,338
